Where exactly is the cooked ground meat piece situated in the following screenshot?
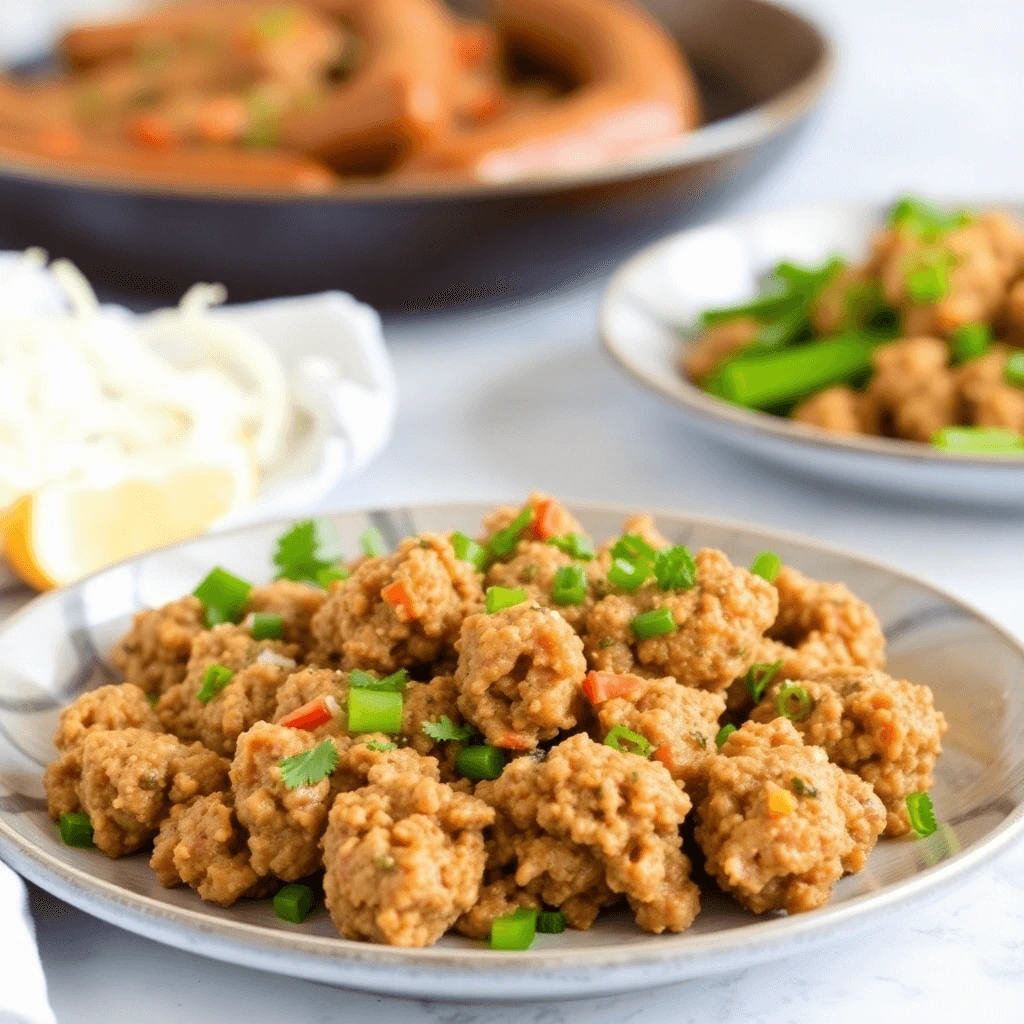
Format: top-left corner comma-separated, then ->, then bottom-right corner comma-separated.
309,533 -> 483,673
51,683 -> 161,752
230,721 -> 337,880
480,493 -> 585,549
865,336 -> 956,442
957,346 -> 1024,431
110,596 -> 205,695
595,674 -> 725,793
766,566 -> 887,678
151,791 -> 270,906
454,875 -> 541,939
455,603 -> 586,750
792,386 -> 877,435
477,733 -> 700,933
244,580 -> 326,649
157,624 -> 301,755
584,548 -> 778,693
321,751 -> 493,946
683,317 -> 759,383
696,719 -> 886,914
272,666 -> 349,738
45,728 -> 228,857
401,674 -> 467,779
750,669 -> 947,835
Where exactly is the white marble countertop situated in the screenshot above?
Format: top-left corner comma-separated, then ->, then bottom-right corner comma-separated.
21,0 -> 1024,1018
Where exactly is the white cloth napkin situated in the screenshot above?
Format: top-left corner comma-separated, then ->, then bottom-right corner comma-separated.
0,862 -> 56,1024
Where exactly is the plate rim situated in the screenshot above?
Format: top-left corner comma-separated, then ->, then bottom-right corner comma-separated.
599,198 -> 1024,472
2,499 -> 1022,993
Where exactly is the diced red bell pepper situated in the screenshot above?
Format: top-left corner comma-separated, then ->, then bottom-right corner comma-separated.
529,498 -> 560,540
382,579 -> 417,619
582,671 -> 642,705
278,694 -> 338,731
652,744 -> 674,769
495,732 -> 533,750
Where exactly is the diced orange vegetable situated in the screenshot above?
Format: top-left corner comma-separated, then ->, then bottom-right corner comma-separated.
382,579 -> 417,620
529,498 -> 559,540
455,23 -> 493,66
495,732 -> 532,750
871,693 -> 894,710
582,671 -> 642,705
652,744 -> 674,769
877,721 -> 899,753
129,113 -> 176,149
768,788 -> 796,819
278,694 -> 338,731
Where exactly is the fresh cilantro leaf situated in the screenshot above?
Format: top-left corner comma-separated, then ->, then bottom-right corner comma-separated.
654,546 -> 697,591
273,519 -> 345,585
278,740 -> 338,789
421,715 -> 475,742
364,741 -> 397,752
348,668 -> 409,692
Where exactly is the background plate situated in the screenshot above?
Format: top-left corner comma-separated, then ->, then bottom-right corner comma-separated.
0,503 -> 1022,1000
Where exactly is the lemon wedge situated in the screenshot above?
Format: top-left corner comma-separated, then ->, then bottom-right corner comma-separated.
1,446 -> 256,590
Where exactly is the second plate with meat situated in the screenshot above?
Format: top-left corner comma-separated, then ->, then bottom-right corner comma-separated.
601,200 -> 1024,505
0,499 -> 1022,999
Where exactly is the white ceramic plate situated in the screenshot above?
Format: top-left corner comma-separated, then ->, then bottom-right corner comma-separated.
600,202 -> 1024,505
0,502 -> 1021,1000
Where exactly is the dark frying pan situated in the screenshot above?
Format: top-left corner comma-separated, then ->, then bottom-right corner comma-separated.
0,0 -> 833,310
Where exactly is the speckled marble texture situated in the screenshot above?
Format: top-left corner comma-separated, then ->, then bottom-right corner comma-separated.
8,0 -> 1024,1018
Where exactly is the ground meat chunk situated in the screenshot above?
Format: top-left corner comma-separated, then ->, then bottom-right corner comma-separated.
584,549 -> 778,693
150,792 -> 269,906
230,721 -> 336,880
750,670 -> 947,835
480,493 -> 585,549
766,566 -> 887,678
52,683 -> 161,752
401,674 -> 468,778
957,347 -> 1024,431
157,624 -> 301,755
696,719 -> 885,914
46,728 -> 228,857
110,596 -> 205,695
455,603 -> 586,750
485,541 -> 598,633
596,675 -> 725,793
477,733 -> 700,934
321,752 -> 494,946
272,666 -> 349,738
683,317 -> 759,383
245,580 -> 326,650
310,533 -> 483,673
792,386 -> 876,436
454,876 -> 540,939
866,337 -> 956,442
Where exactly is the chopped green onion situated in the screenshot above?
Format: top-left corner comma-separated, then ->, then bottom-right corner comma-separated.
364,740 -> 396,752
196,663 -> 234,704
486,586 -> 527,614
349,668 -> 409,692
604,724 -> 653,758
752,307 -> 810,350
273,519 -> 343,583
348,688 -> 403,734
791,777 -> 818,797
550,565 -> 588,606
775,683 -> 813,722
273,883 -> 313,923
1005,351 -> 1024,388
249,613 -> 284,641
610,534 -> 657,567
421,715 -> 475,742
193,567 -> 252,627
359,527 -> 386,558
715,724 -> 737,749
704,333 -> 876,411
630,607 -> 677,639
750,550 -> 782,583
546,533 -> 595,561
931,426 -> 1024,454
950,323 -> 991,364
907,261 -> 951,304
653,546 -> 697,591
488,507 -> 535,560
906,791 -> 938,837
607,557 -> 650,593
277,739 -> 338,789
537,910 -> 567,934
58,811 -> 94,848
451,531 -> 488,572
456,745 -> 506,780
490,907 -> 537,950
886,196 -> 971,241
745,660 -> 783,702
316,565 -> 349,587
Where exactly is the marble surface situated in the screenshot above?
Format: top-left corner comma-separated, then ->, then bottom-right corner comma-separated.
16,0 -> 1024,1018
